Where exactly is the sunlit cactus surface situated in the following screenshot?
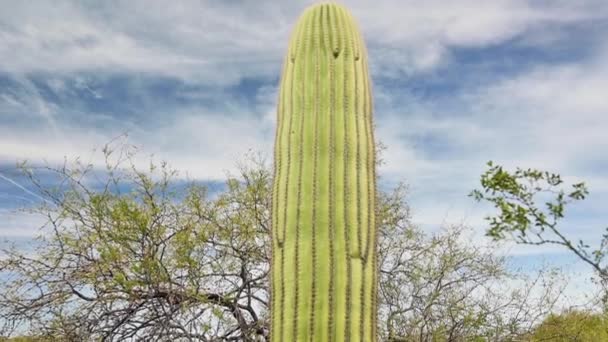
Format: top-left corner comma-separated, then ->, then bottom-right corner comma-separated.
270,3 -> 377,341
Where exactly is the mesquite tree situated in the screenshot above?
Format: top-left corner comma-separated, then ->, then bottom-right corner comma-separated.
271,3 -> 377,341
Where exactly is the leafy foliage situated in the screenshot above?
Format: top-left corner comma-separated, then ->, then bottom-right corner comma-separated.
530,310 -> 608,341
471,161 -> 608,318
1,146 -> 271,341
471,161 -> 608,281
0,148 -> 565,341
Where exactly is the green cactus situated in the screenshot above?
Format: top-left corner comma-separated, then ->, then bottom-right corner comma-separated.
270,3 -> 377,341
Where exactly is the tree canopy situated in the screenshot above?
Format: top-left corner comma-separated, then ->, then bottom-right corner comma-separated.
0,146 -> 597,341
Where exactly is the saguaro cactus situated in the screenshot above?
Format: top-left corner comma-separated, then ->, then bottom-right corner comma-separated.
271,3 -> 377,341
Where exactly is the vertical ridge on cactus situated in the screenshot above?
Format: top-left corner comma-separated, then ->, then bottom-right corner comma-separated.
271,3 -> 377,341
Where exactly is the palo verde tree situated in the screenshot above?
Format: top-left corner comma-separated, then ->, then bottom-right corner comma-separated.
271,3 -> 377,341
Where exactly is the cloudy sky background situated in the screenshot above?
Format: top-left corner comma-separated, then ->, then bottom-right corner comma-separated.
1,0 -> 607,303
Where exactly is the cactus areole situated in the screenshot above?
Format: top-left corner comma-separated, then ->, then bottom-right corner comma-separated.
270,3 -> 378,341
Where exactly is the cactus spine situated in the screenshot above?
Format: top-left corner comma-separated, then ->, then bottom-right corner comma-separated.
271,3 -> 377,341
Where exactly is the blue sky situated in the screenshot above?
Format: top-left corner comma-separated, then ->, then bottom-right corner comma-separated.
1,0 -> 607,302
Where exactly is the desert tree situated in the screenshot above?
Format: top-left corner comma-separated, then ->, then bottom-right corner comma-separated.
0,145 -> 565,341
378,184 -> 564,341
0,143 -> 271,341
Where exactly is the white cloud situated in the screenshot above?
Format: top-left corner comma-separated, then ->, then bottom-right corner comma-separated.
477,59 -> 608,170
0,209 -> 46,238
0,1 -> 298,84
374,41 -> 608,253
144,111 -> 274,179
1,0 -> 606,82
0,109 -> 273,181
351,0 -> 608,75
